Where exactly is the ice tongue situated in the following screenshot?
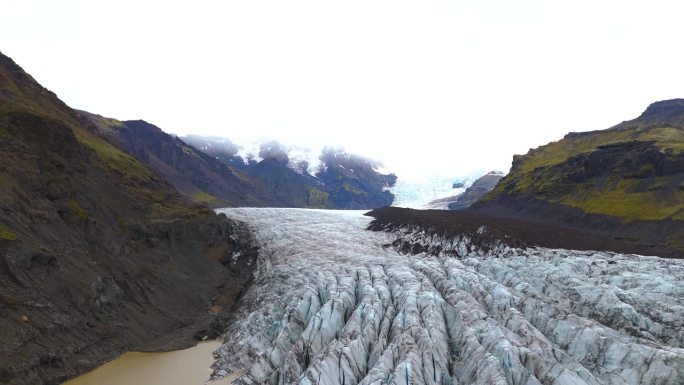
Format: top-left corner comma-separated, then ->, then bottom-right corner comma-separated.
212,208 -> 684,385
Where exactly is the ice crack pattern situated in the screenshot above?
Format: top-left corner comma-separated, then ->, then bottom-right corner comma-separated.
214,208 -> 684,385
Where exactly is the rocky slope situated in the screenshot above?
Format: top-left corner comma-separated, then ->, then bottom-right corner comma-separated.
0,52 -> 258,384
471,100 -> 684,255
426,171 -> 504,210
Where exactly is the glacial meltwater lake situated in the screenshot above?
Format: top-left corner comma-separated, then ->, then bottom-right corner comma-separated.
62,340 -> 236,385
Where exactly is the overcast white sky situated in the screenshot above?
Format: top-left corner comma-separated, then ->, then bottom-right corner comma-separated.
3,0 -> 684,180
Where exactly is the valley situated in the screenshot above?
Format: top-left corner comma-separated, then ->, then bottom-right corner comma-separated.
1,42 -> 684,385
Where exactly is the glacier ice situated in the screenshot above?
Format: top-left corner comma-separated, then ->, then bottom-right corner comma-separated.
212,208 -> 684,385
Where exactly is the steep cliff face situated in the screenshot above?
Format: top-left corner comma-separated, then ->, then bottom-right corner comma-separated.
471,100 -> 684,255
0,52 -> 258,385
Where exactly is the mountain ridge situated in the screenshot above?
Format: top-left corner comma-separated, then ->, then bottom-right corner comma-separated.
183,135 -> 397,209
470,99 -> 684,255
76,112 -> 398,209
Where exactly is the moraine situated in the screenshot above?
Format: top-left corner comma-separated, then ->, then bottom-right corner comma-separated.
213,208 -> 684,385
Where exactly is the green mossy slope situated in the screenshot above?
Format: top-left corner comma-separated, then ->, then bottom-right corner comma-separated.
486,101 -> 684,222
474,99 -> 684,256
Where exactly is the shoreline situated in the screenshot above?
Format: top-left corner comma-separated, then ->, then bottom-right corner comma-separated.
62,340 -> 224,385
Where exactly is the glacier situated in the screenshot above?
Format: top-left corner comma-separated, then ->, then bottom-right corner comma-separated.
389,176 -> 468,208
212,208 -> 684,385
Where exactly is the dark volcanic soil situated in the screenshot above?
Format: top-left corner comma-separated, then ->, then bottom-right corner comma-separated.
0,211 -> 259,385
0,53 -> 260,385
366,206 -> 675,258
469,194 -> 684,258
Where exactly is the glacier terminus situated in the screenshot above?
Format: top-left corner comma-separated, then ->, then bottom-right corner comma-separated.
213,208 -> 684,385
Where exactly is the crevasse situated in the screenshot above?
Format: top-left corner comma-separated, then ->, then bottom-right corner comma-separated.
213,208 -> 684,385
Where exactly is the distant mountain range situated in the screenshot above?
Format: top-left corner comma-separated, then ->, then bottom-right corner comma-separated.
80,116 -> 396,210
182,136 -> 397,209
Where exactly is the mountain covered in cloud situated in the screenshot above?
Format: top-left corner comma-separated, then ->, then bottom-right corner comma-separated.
75,116 -> 397,210
181,135 -> 398,209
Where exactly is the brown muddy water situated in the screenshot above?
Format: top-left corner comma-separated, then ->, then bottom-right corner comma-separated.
62,340 -> 239,385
